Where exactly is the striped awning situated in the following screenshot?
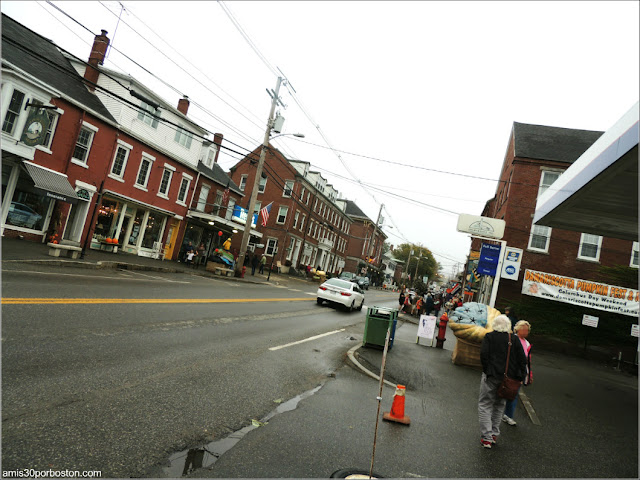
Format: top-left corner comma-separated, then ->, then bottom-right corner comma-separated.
23,161 -> 79,204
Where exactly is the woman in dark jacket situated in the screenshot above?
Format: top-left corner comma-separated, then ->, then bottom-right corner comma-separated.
398,291 -> 406,312
478,315 -> 526,449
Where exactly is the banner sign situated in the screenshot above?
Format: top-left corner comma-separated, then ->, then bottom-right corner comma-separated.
501,247 -> 523,281
231,205 -> 257,228
477,243 -> 501,276
522,269 -> 639,317
631,324 -> 639,338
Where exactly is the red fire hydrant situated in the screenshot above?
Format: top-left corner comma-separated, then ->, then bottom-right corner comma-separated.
240,266 -> 246,278
435,312 -> 449,349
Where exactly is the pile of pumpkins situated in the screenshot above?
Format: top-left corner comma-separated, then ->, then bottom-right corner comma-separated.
104,237 -> 118,244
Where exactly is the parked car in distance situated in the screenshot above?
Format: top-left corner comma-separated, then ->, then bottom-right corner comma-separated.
6,202 -> 42,229
354,276 -> 369,290
317,278 -> 365,312
339,272 -> 357,282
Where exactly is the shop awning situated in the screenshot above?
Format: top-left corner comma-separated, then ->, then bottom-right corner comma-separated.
23,161 -> 79,204
188,210 -> 263,238
102,190 -> 178,217
533,103 -> 639,241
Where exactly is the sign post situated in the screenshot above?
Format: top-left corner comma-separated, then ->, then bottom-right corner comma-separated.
416,315 -> 437,347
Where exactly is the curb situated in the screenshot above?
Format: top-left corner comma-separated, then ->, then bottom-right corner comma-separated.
346,343 -> 397,389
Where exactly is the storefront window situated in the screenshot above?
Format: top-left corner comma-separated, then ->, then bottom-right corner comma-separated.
4,168 -> 50,231
141,211 -> 164,249
94,199 -> 119,239
128,211 -> 144,246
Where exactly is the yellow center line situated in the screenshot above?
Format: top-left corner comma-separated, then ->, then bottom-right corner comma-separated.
1,297 -> 314,305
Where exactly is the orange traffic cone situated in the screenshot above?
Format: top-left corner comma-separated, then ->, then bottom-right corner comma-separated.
383,384 -> 411,425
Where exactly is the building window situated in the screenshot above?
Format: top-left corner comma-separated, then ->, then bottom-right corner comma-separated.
135,156 -> 153,188
196,185 -> 210,212
225,197 -> 236,220
276,205 -> 288,224
258,175 -> 267,193
578,233 -> 602,262
287,237 -> 295,261
72,126 -> 96,164
253,201 -> 261,214
174,126 -> 192,149
300,214 -> 306,231
293,211 -> 300,229
30,100 -> 60,149
213,190 -> 224,216
177,176 -> 191,204
538,170 -> 562,198
528,223 -> 552,253
110,142 -> 132,178
266,238 -> 278,256
631,242 -> 639,268
300,187 -> 306,200
204,145 -> 218,168
2,88 -> 25,135
239,175 -> 248,191
158,166 -> 174,197
137,101 -> 159,128
283,180 -> 294,197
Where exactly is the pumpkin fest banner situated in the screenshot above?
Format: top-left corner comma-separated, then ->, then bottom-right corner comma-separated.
521,269 -> 639,317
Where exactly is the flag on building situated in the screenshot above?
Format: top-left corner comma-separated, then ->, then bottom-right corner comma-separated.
259,202 -> 273,227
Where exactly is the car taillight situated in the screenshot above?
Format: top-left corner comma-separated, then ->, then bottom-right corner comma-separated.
319,286 -> 327,291
341,292 -> 352,296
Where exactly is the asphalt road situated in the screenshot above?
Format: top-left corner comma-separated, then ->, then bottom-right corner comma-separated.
1,265 -> 397,477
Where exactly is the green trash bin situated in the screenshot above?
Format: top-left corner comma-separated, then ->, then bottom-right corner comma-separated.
363,306 -> 398,350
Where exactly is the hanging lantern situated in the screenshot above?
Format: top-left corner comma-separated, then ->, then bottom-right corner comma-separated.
218,231 -> 223,236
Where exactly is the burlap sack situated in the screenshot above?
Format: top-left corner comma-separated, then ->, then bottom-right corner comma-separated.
449,306 -> 501,367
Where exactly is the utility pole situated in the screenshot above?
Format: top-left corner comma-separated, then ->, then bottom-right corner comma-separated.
414,255 -> 421,283
367,203 -> 384,261
235,77 -> 283,276
404,247 -> 413,284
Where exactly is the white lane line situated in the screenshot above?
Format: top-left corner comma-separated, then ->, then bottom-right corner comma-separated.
123,270 -> 190,284
1,269 -> 189,283
269,328 -> 346,351
518,391 -> 542,425
304,292 -> 316,296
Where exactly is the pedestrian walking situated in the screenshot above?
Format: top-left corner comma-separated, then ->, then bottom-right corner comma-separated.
504,306 -> 518,330
478,315 -> 526,449
259,254 -> 267,274
425,293 -> 435,315
398,290 -> 406,312
251,253 -> 259,276
503,320 -> 533,426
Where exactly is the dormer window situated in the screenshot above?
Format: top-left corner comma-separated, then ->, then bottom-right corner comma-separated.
204,145 -> 218,168
137,101 -> 159,128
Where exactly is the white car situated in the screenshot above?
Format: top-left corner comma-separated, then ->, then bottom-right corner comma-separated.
317,277 -> 365,312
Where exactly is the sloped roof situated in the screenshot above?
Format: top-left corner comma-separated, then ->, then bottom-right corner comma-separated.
2,14 -> 115,122
197,161 -> 243,195
344,200 -> 371,221
513,122 -> 603,164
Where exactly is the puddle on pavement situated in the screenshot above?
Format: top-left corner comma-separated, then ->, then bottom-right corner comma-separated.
159,385 -> 323,477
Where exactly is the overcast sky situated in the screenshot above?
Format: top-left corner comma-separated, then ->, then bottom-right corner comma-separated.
2,1 -> 638,273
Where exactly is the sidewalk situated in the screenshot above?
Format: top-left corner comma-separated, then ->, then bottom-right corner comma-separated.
0,236 -> 309,287
187,316 -> 637,478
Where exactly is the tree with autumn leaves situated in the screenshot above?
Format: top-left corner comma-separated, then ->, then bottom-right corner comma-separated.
392,243 -> 440,291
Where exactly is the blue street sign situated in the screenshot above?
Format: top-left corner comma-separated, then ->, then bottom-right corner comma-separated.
477,243 -> 501,277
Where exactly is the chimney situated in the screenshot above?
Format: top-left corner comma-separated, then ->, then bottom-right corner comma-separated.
177,95 -> 190,115
84,30 -> 109,92
213,133 -> 224,163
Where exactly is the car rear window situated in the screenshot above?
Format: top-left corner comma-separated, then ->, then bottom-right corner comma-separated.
325,278 -> 353,289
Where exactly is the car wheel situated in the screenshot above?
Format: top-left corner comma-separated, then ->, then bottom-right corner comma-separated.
317,298 -> 323,305
348,300 -> 355,313
357,299 -> 364,311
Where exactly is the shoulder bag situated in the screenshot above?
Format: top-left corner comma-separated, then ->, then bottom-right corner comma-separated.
497,333 -> 521,400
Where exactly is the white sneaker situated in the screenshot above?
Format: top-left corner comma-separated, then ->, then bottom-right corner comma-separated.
502,415 -> 517,426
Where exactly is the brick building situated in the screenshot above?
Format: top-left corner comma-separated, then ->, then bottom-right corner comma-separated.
470,121 -> 638,309
342,200 -> 386,275
228,145 -> 354,273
